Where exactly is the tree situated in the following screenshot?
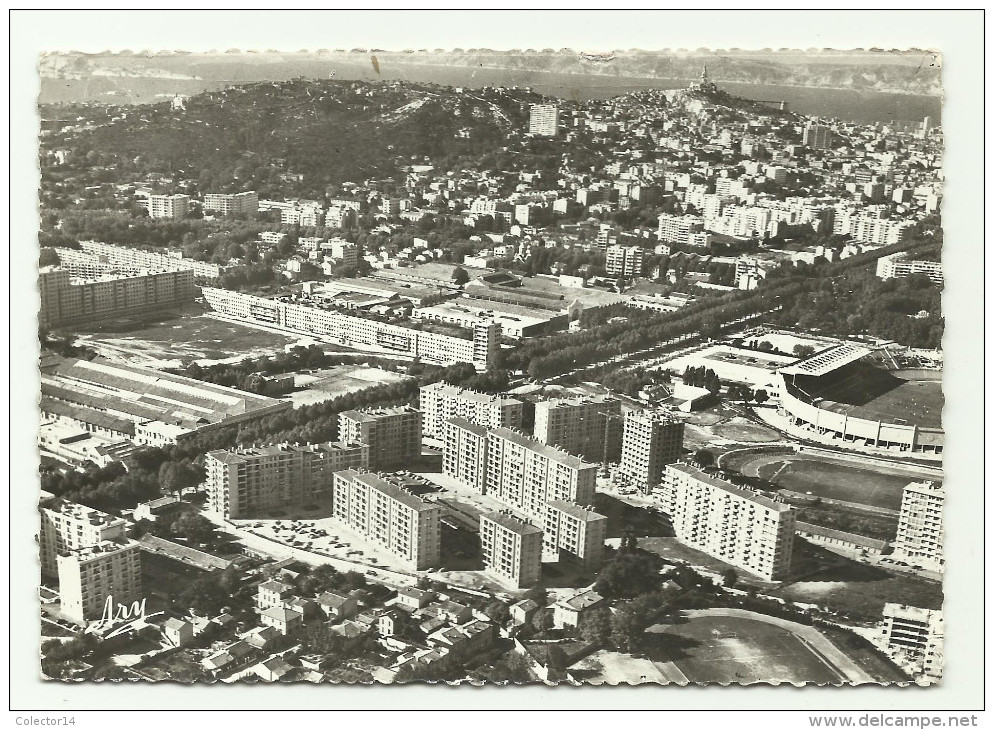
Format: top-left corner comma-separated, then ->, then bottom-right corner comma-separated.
171,512 -> 217,544
594,553 -> 662,599
531,608 -> 554,633
483,600 -> 511,625
722,568 -> 739,589
619,529 -> 639,554
610,606 -> 646,653
754,389 -> 770,405
451,266 -> 470,286
692,449 -> 716,469
793,344 -> 816,358
545,645 -> 569,677
578,606 -> 613,644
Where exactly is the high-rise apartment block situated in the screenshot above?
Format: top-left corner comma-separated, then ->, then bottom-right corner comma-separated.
419,382 -> 524,438
204,191 -> 259,217
38,267 -> 197,329
802,122 -> 833,150
331,469 -> 441,570
657,213 -> 706,245
543,500 -> 607,570
533,395 -> 623,464
881,603 -> 944,679
892,481 -> 945,572
338,407 -> 422,470
617,411 -> 686,493
664,464 -> 796,581
39,500 -> 127,578
528,104 -> 560,137
605,245 -> 644,278
205,441 -> 369,519
485,427 -> 598,520
148,194 -> 191,219
479,511 -> 543,588
57,540 -> 143,624
442,417 -> 489,493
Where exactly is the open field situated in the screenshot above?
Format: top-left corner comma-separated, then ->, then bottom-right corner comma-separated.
289,365 -> 411,407
711,421 -> 780,443
643,612 -> 845,684
68,306 -> 297,368
777,566 -> 944,622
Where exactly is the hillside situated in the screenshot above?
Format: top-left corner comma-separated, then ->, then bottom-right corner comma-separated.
44,78 -> 542,194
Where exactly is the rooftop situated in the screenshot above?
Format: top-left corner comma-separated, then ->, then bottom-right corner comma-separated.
780,343 -> 873,377
444,416 -> 490,438
421,381 -> 522,407
546,499 -> 607,523
557,589 -> 605,611
339,469 -> 440,513
489,426 -> 595,471
481,511 -> 542,536
667,463 -> 795,513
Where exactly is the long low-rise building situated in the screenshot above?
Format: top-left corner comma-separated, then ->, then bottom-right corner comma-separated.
39,266 -> 197,328
79,240 -> 224,280
202,287 -> 500,371
412,300 -> 567,339
331,469 -> 441,571
40,354 -> 291,447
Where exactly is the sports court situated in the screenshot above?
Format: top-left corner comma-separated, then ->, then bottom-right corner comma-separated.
645,613 -> 844,684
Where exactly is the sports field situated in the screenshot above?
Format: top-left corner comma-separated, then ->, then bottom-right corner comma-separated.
712,421 -> 780,443
818,378 -> 943,429
724,451 -> 938,510
644,613 -> 845,684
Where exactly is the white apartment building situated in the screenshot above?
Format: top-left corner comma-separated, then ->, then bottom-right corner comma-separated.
338,407 -> 422,470
205,441 -> 369,519
39,500 -> 127,577
881,603 -> 943,680
876,252 -> 943,287
201,288 -> 501,371
479,511 -> 543,589
57,540 -> 143,624
419,382 -> 524,438
664,463 -> 796,581
533,395 -> 624,464
203,191 -> 259,217
543,500 -> 607,570
38,267 -> 197,328
834,214 -> 914,245
891,481 -> 945,572
803,122 -> 833,150
442,417 -> 489,493
148,194 -> 190,219
528,104 -> 560,137
616,411 -> 685,492
605,245 -> 644,278
485,427 -> 598,521
331,470 -> 441,570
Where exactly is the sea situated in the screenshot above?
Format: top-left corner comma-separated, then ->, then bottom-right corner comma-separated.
39,60 -> 941,125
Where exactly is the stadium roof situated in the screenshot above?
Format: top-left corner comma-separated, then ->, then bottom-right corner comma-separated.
779,344 -> 873,377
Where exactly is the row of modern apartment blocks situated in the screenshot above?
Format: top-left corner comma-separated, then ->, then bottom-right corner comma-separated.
76,240 -> 225,280
479,503 -> 606,589
39,496 -> 142,624
205,406 -> 423,518
202,287 -> 500,371
423,385 -> 684,490
144,191 -> 259,219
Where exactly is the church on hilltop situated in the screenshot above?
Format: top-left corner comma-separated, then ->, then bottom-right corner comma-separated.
689,65 -> 719,94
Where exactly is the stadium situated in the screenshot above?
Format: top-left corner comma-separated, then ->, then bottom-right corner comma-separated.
775,344 -> 944,458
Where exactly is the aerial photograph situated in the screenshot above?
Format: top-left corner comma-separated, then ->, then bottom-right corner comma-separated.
34,45 -> 945,688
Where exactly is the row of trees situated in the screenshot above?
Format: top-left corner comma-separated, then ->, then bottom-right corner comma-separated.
682,366 -> 722,394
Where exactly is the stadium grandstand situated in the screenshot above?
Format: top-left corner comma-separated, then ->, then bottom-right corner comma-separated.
776,344 -> 943,458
